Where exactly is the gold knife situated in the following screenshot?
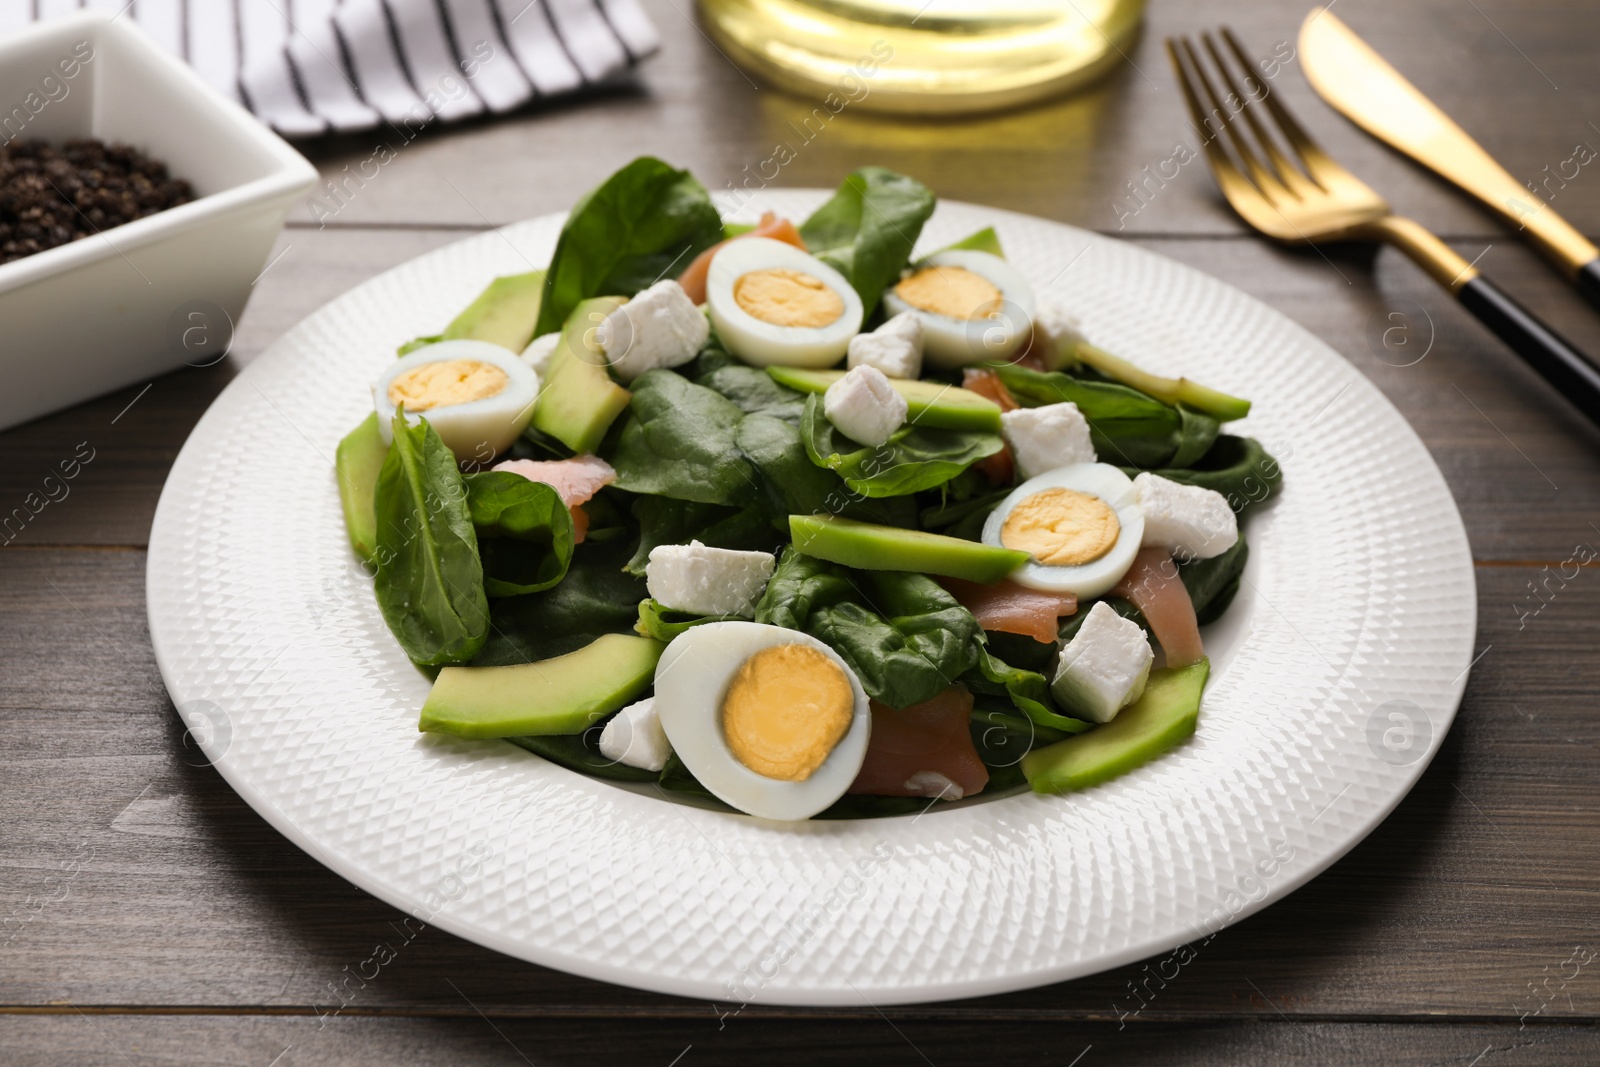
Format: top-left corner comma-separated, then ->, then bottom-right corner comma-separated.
1299,8 -> 1600,308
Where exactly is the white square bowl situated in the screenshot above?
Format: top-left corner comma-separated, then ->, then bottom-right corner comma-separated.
0,11 -> 318,432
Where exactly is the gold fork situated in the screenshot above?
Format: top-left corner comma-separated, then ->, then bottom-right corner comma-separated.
1168,29 -> 1600,429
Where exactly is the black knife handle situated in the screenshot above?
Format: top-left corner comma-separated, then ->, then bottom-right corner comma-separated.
1576,258 -> 1600,313
1458,276 -> 1600,428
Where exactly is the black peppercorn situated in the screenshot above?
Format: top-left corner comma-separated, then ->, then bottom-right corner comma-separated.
0,138 -> 195,266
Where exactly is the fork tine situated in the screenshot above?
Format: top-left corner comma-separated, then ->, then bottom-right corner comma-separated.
1165,38 -> 1267,211
1200,32 -> 1321,200
1176,37 -> 1293,206
1218,27 -> 1352,192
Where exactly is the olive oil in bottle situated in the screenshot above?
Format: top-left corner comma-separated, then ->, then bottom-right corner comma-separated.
697,0 -> 1146,114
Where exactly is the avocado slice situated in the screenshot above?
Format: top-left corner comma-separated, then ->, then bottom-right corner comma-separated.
766,367 -> 1002,432
789,513 -> 1028,583
530,296 -> 633,454
441,270 -> 546,352
419,633 -> 665,738
1064,344 -> 1251,422
335,412 -> 389,563
1021,658 -> 1209,794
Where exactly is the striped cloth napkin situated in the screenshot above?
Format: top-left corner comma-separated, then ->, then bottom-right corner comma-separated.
3,0 -> 659,136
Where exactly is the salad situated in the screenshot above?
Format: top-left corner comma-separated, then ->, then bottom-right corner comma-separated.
335,158 -> 1279,821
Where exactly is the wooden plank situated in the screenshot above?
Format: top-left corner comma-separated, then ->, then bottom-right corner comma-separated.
3,229 -> 1597,559
3,549 -> 1598,1021
279,0 -> 1600,237
0,1015 -> 1597,1067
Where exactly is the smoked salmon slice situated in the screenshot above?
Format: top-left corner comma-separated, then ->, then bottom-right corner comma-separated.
961,368 -> 1018,486
493,455 -> 616,545
678,212 -> 807,305
1112,546 -> 1204,667
848,685 -> 989,800
941,577 -> 1075,644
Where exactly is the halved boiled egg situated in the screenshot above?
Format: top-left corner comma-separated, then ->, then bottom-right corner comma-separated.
654,621 -> 872,820
373,340 -> 539,462
881,249 -> 1036,369
705,237 -> 864,367
981,462 -> 1145,598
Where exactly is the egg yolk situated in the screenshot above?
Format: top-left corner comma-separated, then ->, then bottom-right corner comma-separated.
1000,488 -> 1121,566
894,266 -> 1002,320
387,359 -> 508,412
734,268 -> 845,329
721,644 -> 853,782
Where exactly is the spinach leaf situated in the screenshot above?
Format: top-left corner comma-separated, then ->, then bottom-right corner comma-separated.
814,794 -> 927,819
740,409 -> 921,527
1171,405 -> 1221,468
967,645 -> 1094,735
470,540 -> 646,665
534,157 -> 725,336
608,370 -> 763,507
508,731 -> 658,783
754,546 -> 854,629
971,701 -> 1066,792
737,411 -> 850,516
626,497 -> 726,576
624,496 -> 775,577
800,394 -> 1002,498
754,549 -> 982,709
371,414 -> 489,667
1181,533 -> 1249,625
635,598 -> 743,641
981,628 -> 1058,674
683,340 -> 809,421
464,471 -> 575,596
799,167 -> 935,318
612,372 -> 921,525
993,363 -> 1190,468
969,721 -> 1028,793
658,753 -> 731,807
807,601 -> 976,710
935,226 -> 1004,258
919,487 -> 1010,540
1133,435 -> 1282,517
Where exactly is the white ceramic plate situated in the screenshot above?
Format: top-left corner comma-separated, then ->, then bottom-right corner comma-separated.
147,192 -> 1475,1006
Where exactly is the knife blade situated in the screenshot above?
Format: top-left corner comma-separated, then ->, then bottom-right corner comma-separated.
1299,7 -> 1600,308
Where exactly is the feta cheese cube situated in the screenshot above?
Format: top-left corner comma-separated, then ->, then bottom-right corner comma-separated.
1000,402 -> 1096,479
1134,472 -> 1238,561
520,331 -> 561,376
847,331 -> 920,379
846,312 -> 924,379
1051,602 -> 1153,723
599,279 -> 710,383
599,697 -> 672,772
823,364 -> 908,447
1031,292 -> 1088,369
876,310 -> 924,349
646,540 -> 777,617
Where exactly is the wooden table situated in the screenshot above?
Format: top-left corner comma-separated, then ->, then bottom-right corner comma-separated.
5,0 -> 1600,1062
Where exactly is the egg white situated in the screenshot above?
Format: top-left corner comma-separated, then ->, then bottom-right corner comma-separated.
982,462 -> 1146,598
373,340 -> 539,463
654,621 -> 872,821
705,238 -> 864,368
881,249 -> 1037,369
